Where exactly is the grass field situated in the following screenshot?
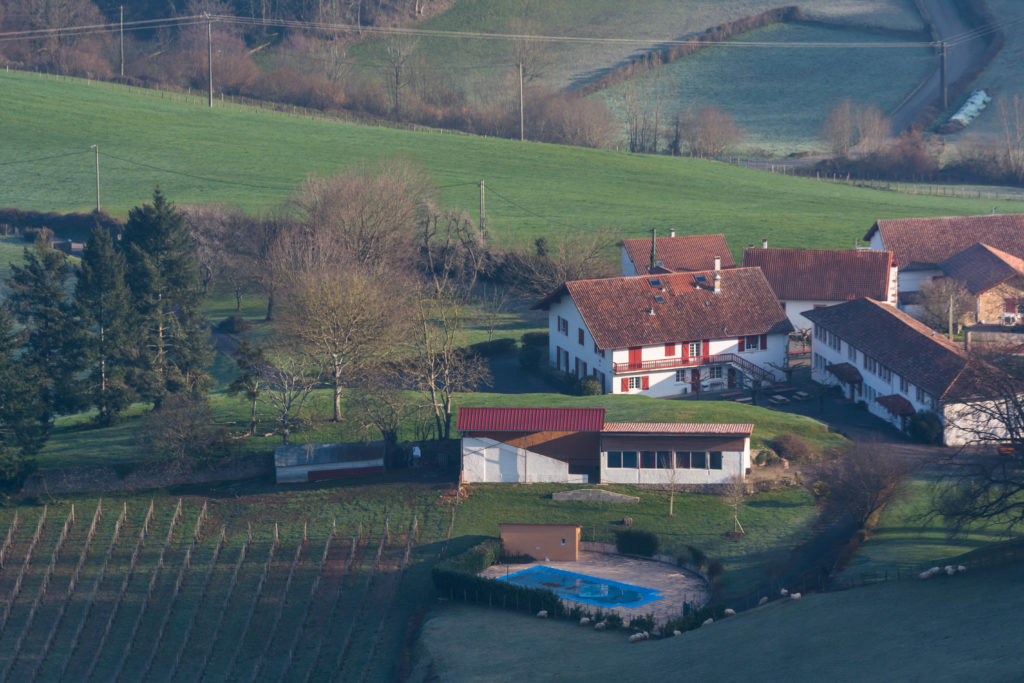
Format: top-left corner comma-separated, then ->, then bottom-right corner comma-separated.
838,474 -> 1023,580
598,21 -> 935,154
0,70 -> 1002,257
348,0 -> 922,96
414,558 -> 1024,681
452,482 -> 818,599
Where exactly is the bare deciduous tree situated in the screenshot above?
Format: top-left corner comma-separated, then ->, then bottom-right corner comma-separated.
383,34 -> 418,119
916,277 -> 975,337
998,95 -> 1024,183
506,230 -> 615,297
820,441 -> 910,529
622,79 -> 662,154
822,99 -> 855,157
722,474 -> 747,535
260,350 -> 323,445
821,100 -> 890,157
685,106 -> 742,158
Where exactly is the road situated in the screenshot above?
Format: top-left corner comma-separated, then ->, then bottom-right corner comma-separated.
889,0 -> 992,133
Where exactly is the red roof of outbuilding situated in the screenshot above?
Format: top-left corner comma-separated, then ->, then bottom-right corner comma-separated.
533,268 -> 792,349
742,248 -> 893,301
864,214 -> 1024,270
602,422 -> 753,435
456,407 -> 606,433
621,234 -> 735,274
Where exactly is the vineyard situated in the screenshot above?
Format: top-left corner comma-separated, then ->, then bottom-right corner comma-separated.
0,496 -> 445,682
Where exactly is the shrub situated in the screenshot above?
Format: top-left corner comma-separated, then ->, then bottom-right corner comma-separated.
812,480 -> 830,501
518,345 -> 543,369
629,613 -> 656,632
908,411 -> 944,445
579,377 -> 602,396
521,332 -> 549,347
753,448 -> 780,466
468,338 -> 517,357
616,529 -> 659,557
770,433 -> 814,462
684,545 -> 707,570
603,612 -> 624,629
216,315 -> 252,334
706,561 -> 725,581
561,373 -> 580,395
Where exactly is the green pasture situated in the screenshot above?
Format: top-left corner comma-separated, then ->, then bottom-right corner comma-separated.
415,558 -> 1024,681
452,483 -> 818,598
839,473 -> 1023,579
348,0 -> 922,96
598,21 -> 935,154
0,70 -> 1002,257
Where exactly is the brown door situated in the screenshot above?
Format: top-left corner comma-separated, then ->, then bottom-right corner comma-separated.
728,367 -> 737,388
690,368 -> 700,392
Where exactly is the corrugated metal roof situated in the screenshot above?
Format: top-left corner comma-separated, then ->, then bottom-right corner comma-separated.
456,407 -> 606,433
601,422 -> 753,435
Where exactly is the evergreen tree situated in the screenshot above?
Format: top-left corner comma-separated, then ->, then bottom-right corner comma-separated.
75,226 -> 136,424
122,188 -> 212,403
0,304 -> 46,488
6,238 -> 85,417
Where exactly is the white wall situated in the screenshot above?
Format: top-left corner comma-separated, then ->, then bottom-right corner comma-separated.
546,295 -> 612,389
600,442 -> 749,485
461,437 -> 588,483
783,299 -> 834,333
943,401 -> 1012,447
809,323 -> 939,434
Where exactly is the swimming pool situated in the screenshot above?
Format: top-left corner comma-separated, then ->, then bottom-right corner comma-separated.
496,566 -> 662,608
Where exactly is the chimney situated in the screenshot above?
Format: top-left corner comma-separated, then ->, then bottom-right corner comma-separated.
762,238 -> 768,249
714,255 -> 721,271
649,227 -> 657,273
647,307 -> 656,316
670,229 -> 676,238
714,272 -> 721,294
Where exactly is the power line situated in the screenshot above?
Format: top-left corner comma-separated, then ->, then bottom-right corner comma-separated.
486,185 -> 574,230
101,151 -> 294,191
0,150 -> 90,167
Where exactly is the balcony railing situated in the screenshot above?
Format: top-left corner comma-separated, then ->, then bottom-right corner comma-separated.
612,353 -> 774,382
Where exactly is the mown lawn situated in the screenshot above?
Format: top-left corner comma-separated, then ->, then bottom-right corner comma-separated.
0,70 -> 1001,258
452,482 -> 818,599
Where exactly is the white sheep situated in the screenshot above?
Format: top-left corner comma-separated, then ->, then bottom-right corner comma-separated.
628,633 -> 644,643
702,618 -> 714,626
579,617 -> 591,626
758,596 -> 769,606
790,592 -> 801,600
672,629 -> 683,637
958,565 -> 967,573
723,608 -> 736,616
536,610 -> 548,618
945,565 -> 955,576
594,621 -> 607,631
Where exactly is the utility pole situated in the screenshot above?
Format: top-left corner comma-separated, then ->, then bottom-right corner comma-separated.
119,6 -> 124,78
948,292 -> 954,340
479,179 -> 485,233
519,62 -> 524,142
206,13 -> 213,107
940,41 -> 948,110
91,144 -> 100,212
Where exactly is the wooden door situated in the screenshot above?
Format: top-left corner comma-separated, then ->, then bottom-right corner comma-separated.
628,347 -> 642,369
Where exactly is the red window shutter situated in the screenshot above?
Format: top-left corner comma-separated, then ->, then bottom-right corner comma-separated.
760,334 -> 768,350
665,342 -> 675,356
621,377 -> 629,392
702,340 -> 710,358
1005,298 -> 1017,313
738,337 -> 745,352
682,342 -> 689,359
641,375 -> 650,390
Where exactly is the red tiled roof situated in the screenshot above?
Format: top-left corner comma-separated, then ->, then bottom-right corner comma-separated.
456,407 -> 606,433
534,268 -> 792,349
864,214 -> 1024,270
938,242 -> 1024,295
802,298 -> 983,401
602,422 -> 753,435
826,362 -> 863,385
877,394 -> 916,417
741,248 -> 893,301
621,234 -> 735,274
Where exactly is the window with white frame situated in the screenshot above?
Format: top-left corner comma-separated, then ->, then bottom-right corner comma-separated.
557,316 -> 568,335
828,331 -> 841,351
916,386 -> 926,402
848,345 -> 857,362
688,341 -> 701,357
708,365 -> 723,379
900,377 -> 909,394
675,369 -> 688,382
593,342 -> 604,357
628,376 -> 644,389
744,335 -> 761,351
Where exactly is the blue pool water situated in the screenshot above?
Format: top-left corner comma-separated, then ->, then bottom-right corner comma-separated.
496,566 -> 662,608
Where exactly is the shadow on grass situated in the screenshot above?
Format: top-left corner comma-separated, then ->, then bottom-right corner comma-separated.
746,499 -> 806,509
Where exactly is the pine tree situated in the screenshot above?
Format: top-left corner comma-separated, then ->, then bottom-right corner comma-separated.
122,188 -> 212,404
75,226 -> 136,425
0,304 -> 46,487
6,238 -> 85,417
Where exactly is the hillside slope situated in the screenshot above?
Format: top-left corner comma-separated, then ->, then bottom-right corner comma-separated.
0,70 -> 1002,253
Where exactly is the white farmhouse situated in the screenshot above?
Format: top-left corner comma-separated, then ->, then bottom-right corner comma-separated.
620,231 -> 734,276
534,267 -> 792,397
802,297 -> 1007,445
742,245 -> 897,333
864,214 -> 1024,317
